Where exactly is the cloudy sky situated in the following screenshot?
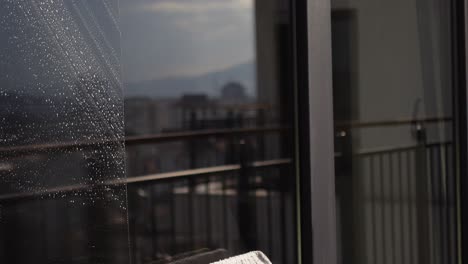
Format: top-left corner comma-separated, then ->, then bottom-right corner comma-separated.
119,0 -> 255,83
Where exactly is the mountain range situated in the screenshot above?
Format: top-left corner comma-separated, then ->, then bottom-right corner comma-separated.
124,61 -> 256,99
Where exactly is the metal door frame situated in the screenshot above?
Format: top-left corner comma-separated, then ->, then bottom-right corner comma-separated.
296,0 -> 468,263
293,0 -> 338,263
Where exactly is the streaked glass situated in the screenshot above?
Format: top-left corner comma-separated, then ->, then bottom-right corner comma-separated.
0,1 -> 128,263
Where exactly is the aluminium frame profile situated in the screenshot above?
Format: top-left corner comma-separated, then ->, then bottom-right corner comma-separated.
294,0 -> 338,263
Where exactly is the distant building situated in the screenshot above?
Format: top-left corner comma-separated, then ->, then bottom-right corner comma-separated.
221,82 -> 248,104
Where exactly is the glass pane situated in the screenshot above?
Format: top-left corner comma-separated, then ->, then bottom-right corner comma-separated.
120,0 -> 297,263
0,1 -> 128,263
331,1 -> 457,264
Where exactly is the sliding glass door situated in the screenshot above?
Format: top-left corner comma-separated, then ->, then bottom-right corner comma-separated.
120,0 -> 300,263
330,0 -> 463,263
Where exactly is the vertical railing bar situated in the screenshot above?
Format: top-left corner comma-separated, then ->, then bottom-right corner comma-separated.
40,200 -> 48,261
436,145 -> 446,264
429,146 -> 437,264
266,168 -> 274,257
436,145 -> 444,264
434,145 -> 443,264
189,114 -> 197,252
64,198 -> 71,260
407,150 -> 416,264
390,152 -> 397,264
435,145 -> 441,264
280,166 -> 287,264
150,185 -> 157,260
223,173 -> 229,250
436,145 -> 443,264
440,144 -> 448,264
132,190 -> 137,264
206,174 -> 212,248
379,153 -> 388,264
237,137 -> 253,254
398,151 -> 406,264
170,181 -> 176,255
237,169 -> 243,254
428,145 -> 436,264
451,143 -> 458,264
448,143 -> 456,264
144,186 -> 153,260
189,178 -> 195,251
369,156 -> 377,264
444,144 -> 453,264
250,166 -> 255,256
415,128 -> 430,264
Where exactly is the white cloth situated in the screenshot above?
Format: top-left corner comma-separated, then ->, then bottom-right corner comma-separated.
211,251 -> 272,264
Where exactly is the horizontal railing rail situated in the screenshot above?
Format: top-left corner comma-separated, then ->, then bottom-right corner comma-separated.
0,126 -> 288,157
335,116 -> 451,129
0,116 -> 450,156
0,159 -> 292,202
346,141 -> 451,157
125,127 -> 288,146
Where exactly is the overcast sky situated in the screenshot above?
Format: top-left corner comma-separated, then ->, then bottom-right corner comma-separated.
119,0 -> 255,83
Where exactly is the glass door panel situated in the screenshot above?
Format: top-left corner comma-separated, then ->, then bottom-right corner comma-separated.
120,0 -> 299,263
331,1 -> 458,263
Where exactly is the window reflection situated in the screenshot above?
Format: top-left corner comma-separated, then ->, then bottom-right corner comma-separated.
331,1 -> 457,264
121,0 -> 297,263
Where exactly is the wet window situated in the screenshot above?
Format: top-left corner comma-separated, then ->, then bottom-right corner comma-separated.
0,1 -> 128,263
0,0 -> 299,263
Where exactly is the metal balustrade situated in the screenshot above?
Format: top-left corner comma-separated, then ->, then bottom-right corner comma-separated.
0,117 -> 455,264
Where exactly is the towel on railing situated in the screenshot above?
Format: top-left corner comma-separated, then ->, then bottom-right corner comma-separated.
168,249 -> 228,264
211,251 -> 272,264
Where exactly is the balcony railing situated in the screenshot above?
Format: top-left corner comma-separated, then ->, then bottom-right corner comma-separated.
335,116 -> 455,264
0,117 -> 454,264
